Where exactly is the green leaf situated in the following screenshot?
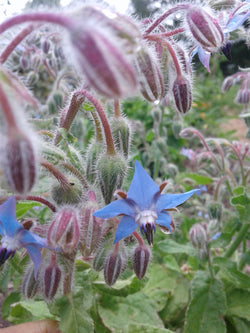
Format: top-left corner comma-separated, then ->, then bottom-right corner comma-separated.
125,323 -> 174,333
231,194 -> 250,207
233,187 -> 244,196
183,173 -> 213,185
98,292 -> 165,332
16,201 -> 41,219
226,289 -> 250,320
146,130 -> 154,142
156,239 -> 196,256
184,271 -> 227,333
2,291 -> 21,319
16,301 -> 57,320
163,254 -> 181,272
230,316 -> 250,333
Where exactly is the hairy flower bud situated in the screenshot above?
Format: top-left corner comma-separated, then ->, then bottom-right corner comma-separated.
2,129 -> 37,195
51,176 -> 83,206
47,208 -> 80,253
42,255 -> 61,301
104,246 -> 127,286
186,7 -> 224,52
132,244 -> 151,280
134,48 -> 164,103
22,265 -> 39,298
110,117 -> 132,158
221,76 -> 234,93
234,87 -> 250,105
172,75 -> 192,113
80,191 -> 103,257
69,24 -> 137,98
208,202 -> 222,221
86,141 -> 103,183
96,153 -> 126,204
42,39 -> 51,54
189,222 -> 208,249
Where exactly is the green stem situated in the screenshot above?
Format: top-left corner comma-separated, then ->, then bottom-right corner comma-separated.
225,223 -> 250,258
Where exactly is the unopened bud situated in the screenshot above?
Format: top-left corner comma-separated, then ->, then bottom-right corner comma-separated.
51,176 -> 83,206
189,222 -> 208,249
221,76 -> 234,93
186,7 -> 224,52
42,255 -> 61,301
69,25 -> 137,98
110,117 -> 132,158
42,39 -> 51,54
47,207 -> 80,253
22,265 -> 39,298
104,246 -> 127,286
20,54 -> 30,70
2,129 -> 37,195
96,153 -> 126,204
134,48 -> 163,103
172,75 -> 192,113
208,202 -> 222,221
79,191 -> 103,257
86,141 -> 103,183
234,87 -> 250,105
31,54 -> 41,71
132,244 -> 151,280
26,71 -> 39,86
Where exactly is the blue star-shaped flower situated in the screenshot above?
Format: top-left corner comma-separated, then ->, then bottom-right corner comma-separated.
94,161 -> 200,245
0,196 -> 48,278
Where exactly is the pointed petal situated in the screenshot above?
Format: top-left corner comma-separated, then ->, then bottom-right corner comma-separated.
113,215 -> 137,243
0,196 -> 22,236
25,244 -> 42,279
198,47 -> 211,72
156,212 -> 172,230
19,229 -> 47,248
155,189 -> 200,212
127,161 -> 159,209
187,47 -> 198,70
225,6 -> 250,33
93,199 -> 136,219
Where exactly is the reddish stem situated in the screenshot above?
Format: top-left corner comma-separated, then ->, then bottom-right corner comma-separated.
14,195 -> 56,212
40,158 -> 71,189
133,231 -> 144,246
114,99 -> 121,118
144,27 -> 185,40
0,83 -> 18,129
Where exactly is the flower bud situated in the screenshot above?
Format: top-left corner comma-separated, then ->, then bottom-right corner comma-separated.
47,207 -> 80,253
50,176 -> 83,206
234,87 -> 250,105
104,246 -> 127,286
221,76 -> 234,93
96,153 -> 126,204
110,117 -> 132,158
69,24 -> 137,98
79,191 -> 103,257
208,202 -> 222,221
132,244 -> 151,280
20,54 -> 30,71
134,48 -> 163,103
42,255 -> 61,301
2,129 -> 37,195
26,71 -> 39,86
42,39 -> 51,54
189,222 -> 208,249
186,7 -> 224,52
172,75 -> 192,113
22,265 -> 39,298
86,141 -> 103,183
31,54 -> 41,71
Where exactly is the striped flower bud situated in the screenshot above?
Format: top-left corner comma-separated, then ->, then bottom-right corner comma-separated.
104,245 -> 127,286
234,87 -> 250,105
221,76 -> 234,93
86,141 -> 103,183
186,7 -> 224,52
42,254 -> 61,301
110,117 -> 132,159
69,24 -> 137,99
172,75 -> 192,113
189,222 -> 208,249
22,265 -> 39,299
134,48 -> 164,103
208,202 -> 222,221
132,244 -> 151,280
42,39 -> 51,54
51,176 -> 83,206
96,153 -> 126,204
47,207 -> 80,254
2,129 -> 37,195
80,191 -> 103,257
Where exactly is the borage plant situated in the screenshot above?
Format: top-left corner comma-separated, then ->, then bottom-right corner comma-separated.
0,1 -> 249,332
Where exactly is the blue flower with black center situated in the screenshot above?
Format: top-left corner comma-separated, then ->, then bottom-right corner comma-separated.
0,196 -> 48,278
94,161 -> 200,245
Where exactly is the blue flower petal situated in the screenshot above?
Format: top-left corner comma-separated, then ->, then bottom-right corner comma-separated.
225,10 -> 250,33
25,244 -> 42,279
127,161 -> 159,209
198,47 -> 211,72
18,229 -> 47,248
0,197 -> 22,237
155,189 -> 200,212
94,199 -> 136,218
113,215 -> 137,243
156,211 -> 172,230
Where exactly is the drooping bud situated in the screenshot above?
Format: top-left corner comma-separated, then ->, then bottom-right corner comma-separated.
110,116 -> 132,158
189,222 -> 208,249
172,75 -> 192,113
20,53 -> 30,71
186,7 -> 224,52
134,48 -> 164,103
47,207 -> 80,254
132,244 -> 151,280
79,191 -> 103,257
42,39 -> 51,54
22,265 -> 39,298
26,71 -> 39,86
221,76 -> 234,93
50,176 -> 83,206
234,87 -> 250,105
69,24 -> 137,98
86,140 -> 103,183
42,253 -> 61,301
208,202 -> 222,221
104,244 -> 127,286
2,129 -> 37,195
96,153 -> 126,204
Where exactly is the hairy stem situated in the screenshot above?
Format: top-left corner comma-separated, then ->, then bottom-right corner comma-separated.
225,223 -> 250,258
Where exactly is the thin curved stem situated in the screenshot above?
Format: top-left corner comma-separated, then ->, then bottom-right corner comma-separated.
225,223 -> 250,258
133,231 -> 144,246
15,195 -> 56,212
0,83 -> 18,129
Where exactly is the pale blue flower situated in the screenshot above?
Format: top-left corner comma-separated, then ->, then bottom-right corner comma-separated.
0,196 -> 48,278
94,161 -> 200,245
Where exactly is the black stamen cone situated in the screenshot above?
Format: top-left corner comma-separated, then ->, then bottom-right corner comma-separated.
0,248 -> 14,265
145,223 -> 154,246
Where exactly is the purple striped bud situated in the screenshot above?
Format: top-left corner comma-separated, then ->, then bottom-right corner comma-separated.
80,191 -> 103,257
69,25 -> 137,98
132,244 -> 151,280
234,87 -> 250,105
134,48 -> 164,103
172,75 -> 192,113
22,265 -> 39,298
189,222 -> 208,249
104,246 -> 127,286
47,207 -> 80,254
2,129 -> 37,195
42,254 -> 61,301
221,76 -> 234,93
186,7 -> 224,52
42,39 -> 51,54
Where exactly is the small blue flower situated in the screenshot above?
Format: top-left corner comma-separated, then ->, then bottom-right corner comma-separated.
0,196 -> 48,278
94,161 -> 200,245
